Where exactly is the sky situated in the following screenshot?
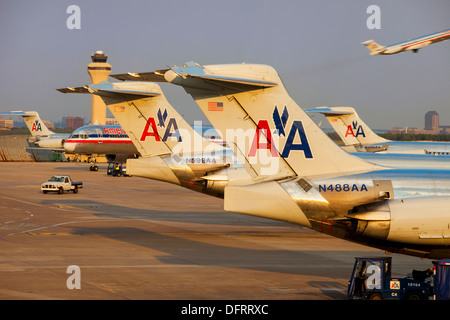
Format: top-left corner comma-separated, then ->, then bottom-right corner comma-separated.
0,0 -> 449,130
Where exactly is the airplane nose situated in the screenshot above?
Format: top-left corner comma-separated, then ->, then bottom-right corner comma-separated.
64,141 -> 76,152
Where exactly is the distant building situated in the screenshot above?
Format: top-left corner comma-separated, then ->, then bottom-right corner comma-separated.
0,119 -> 14,129
66,117 -> 84,129
425,111 -> 439,131
389,110 -> 449,135
389,127 -> 405,134
406,127 -> 419,134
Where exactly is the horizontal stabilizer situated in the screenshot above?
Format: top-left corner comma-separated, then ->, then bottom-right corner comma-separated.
304,107 -> 355,116
0,111 -> 39,117
89,82 -> 161,99
57,82 -> 161,100
165,62 -> 278,91
186,73 -> 278,88
110,70 -> 169,82
56,86 -> 90,94
112,62 -> 278,91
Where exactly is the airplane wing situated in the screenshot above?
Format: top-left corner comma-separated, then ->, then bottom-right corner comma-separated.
26,146 -> 66,152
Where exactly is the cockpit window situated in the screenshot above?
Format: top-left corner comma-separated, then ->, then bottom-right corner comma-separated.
70,125 -> 104,139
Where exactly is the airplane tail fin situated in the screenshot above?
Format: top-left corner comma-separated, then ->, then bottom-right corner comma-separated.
305,106 -> 389,148
57,81 -> 226,159
0,111 -> 54,136
361,40 -> 385,55
158,62 -> 382,180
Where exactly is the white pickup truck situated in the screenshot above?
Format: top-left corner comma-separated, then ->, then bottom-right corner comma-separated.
41,175 -> 83,194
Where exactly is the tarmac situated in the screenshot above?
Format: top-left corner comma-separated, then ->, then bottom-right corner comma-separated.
0,162 -> 433,301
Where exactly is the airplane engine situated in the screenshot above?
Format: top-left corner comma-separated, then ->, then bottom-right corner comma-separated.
105,154 -> 139,163
34,138 -> 65,148
349,197 -> 450,245
204,179 -> 228,196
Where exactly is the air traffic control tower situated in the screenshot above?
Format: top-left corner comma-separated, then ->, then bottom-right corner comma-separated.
87,51 -> 111,125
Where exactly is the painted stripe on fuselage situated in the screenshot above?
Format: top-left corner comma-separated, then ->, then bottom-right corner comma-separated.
65,139 -> 133,144
388,29 -> 450,50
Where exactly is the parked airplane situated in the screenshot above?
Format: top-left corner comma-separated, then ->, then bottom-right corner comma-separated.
58,86 -> 223,171
62,123 -> 140,171
0,111 -> 69,149
126,61 -> 450,260
61,79 -> 450,177
57,81 -> 251,197
305,106 -> 450,155
362,28 -> 450,55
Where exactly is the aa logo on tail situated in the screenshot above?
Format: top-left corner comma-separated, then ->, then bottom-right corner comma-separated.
32,120 -> 42,132
345,121 -> 366,138
249,106 -> 313,159
140,109 -> 182,142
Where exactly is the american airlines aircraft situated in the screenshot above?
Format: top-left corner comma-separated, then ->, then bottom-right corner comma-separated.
0,111 -> 69,149
120,61 -> 450,260
61,80 -> 450,185
62,124 -> 139,171
58,86 -> 224,172
305,106 -> 450,155
362,29 -> 450,55
57,81 -> 251,197
0,110 -> 139,170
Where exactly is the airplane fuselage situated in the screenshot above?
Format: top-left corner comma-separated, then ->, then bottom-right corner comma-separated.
64,124 -> 138,155
226,167 -> 450,259
368,29 -> 450,55
365,140 -> 450,155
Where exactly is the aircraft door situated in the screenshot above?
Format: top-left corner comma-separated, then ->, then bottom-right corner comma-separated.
373,180 -> 394,200
95,128 -> 103,144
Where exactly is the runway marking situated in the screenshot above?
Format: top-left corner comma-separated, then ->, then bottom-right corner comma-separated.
0,196 -> 81,212
5,217 -> 30,224
7,218 -> 120,236
27,232 -> 71,236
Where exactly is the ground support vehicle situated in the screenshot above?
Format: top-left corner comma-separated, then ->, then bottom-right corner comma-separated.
41,175 -> 83,194
432,259 -> 450,300
348,257 -> 433,300
107,162 -> 129,177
